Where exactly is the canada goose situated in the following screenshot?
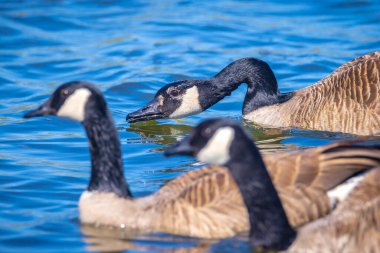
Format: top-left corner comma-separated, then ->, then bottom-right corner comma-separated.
23,81 -> 380,239
127,52 -> 380,136
165,118 -> 380,251
24,81 -> 245,238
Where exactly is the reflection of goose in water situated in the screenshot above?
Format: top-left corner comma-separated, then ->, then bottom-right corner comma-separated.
125,121 -> 193,146
81,225 -> 214,253
125,120 -> 289,153
82,223 -> 253,253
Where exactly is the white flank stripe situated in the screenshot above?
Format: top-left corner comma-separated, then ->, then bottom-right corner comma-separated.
327,174 -> 365,207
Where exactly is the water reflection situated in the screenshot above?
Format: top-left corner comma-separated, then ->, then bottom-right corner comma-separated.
81,225 -> 217,253
81,225 -> 253,252
126,120 -> 292,154
126,121 -> 193,145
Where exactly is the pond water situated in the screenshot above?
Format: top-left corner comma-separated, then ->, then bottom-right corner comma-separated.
0,0 -> 379,252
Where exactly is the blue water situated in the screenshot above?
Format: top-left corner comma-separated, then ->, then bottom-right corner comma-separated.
1,0 -> 379,252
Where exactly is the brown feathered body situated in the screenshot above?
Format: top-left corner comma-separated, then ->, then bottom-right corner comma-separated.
79,141 -> 380,238
80,165 -> 247,238
246,52 -> 380,135
288,167 -> 380,253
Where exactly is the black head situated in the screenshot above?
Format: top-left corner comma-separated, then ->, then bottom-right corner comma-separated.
24,81 -> 107,122
126,80 -> 204,123
165,118 -> 250,166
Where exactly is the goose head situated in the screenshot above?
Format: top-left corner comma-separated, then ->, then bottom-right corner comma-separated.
24,81 -> 106,122
166,119 -> 297,250
126,57 -> 287,123
24,81 -> 130,198
126,80 -> 207,123
165,118 -> 245,166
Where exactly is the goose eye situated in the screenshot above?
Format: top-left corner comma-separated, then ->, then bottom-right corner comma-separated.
203,127 -> 212,137
170,89 -> 179,97
61,89 -> 69,97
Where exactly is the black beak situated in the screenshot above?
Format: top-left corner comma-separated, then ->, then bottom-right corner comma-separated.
24,99 -> 56,118
126,98 -> 164,123
164,136 -> 194,157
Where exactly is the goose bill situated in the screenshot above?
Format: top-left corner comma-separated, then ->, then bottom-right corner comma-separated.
126,99 -> 164,123
24,100 -> 56,118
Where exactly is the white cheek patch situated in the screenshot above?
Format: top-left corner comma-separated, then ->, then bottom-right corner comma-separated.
170,86 -> 202,118
197,127 -> 235,165
57,88 -> 91,122
80,190 -> 93,200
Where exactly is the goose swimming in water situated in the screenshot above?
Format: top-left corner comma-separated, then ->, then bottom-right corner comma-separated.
166,118 -> 380,252
127,52 -> 380,136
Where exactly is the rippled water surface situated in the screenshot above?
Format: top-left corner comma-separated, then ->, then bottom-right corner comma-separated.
1,0 -> 380,252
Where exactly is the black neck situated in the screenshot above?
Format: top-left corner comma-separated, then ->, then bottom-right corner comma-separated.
83,111 -> 131,198
204,58 -> 293,114
225,136 -> 296,250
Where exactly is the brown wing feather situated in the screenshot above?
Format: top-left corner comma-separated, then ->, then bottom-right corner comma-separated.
156,166 -> 248,238
263,140 -> 380,190
277,185 -> 331,227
